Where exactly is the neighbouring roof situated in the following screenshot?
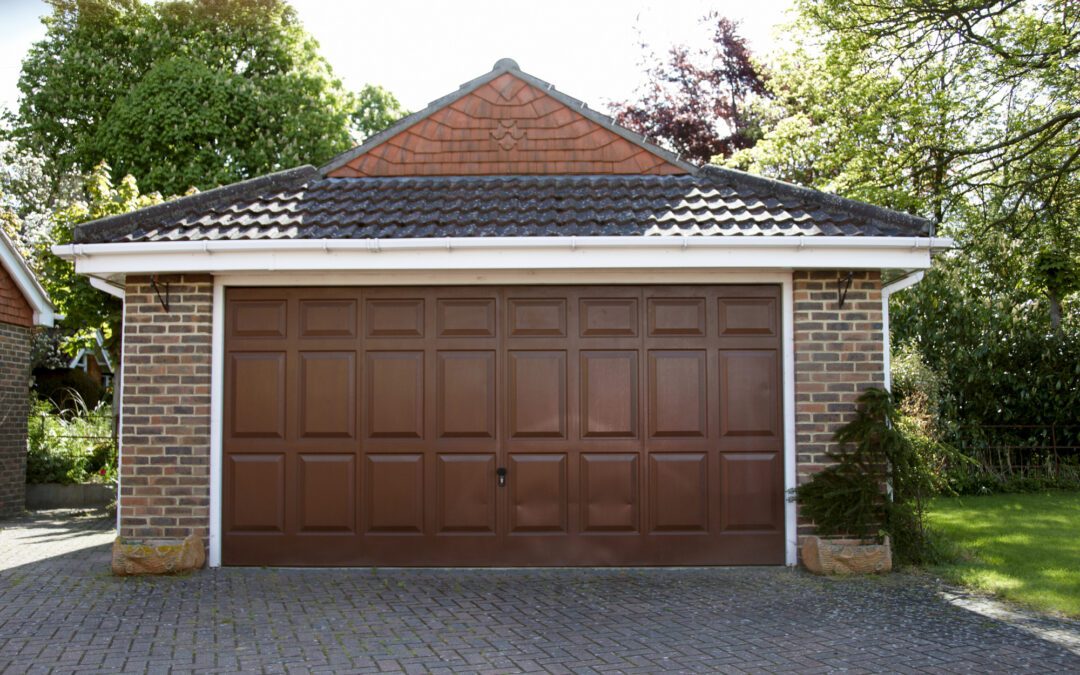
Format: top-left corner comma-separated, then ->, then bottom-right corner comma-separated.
71,58 -> 932,245
73,166 -> 930,244
0,229 -> 55,326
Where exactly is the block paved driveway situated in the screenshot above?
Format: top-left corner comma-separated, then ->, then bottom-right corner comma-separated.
2,512 -> 1079,674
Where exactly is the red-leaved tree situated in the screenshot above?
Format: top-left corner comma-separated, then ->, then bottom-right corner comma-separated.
611,14 -> 768,165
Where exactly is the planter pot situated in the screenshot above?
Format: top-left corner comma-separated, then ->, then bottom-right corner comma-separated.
25,483 -> 114,510
111,534 -> 206,576
802,535 -> 892,575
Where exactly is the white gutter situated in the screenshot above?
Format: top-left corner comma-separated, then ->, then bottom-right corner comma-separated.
54,236 -> 954,276
881,270 -> 925,392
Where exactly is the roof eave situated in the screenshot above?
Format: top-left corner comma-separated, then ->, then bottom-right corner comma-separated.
0,230 -> 55,327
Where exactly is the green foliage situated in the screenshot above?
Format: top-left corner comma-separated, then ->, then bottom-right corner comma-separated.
26,395 -> 115,485
10,0 -> 398,196
39,162 -> 164,355
728,0 -> 1079,488
351,84 -> 408,141
892,260 -> 1080,434
793,388 -> 945,565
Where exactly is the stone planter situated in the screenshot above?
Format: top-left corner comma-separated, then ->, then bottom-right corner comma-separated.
25,483 -> 114,510
111,534 -> 206,576
802,535 -> 892,575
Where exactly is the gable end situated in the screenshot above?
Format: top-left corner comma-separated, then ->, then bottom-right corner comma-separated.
325,63 -> 691,177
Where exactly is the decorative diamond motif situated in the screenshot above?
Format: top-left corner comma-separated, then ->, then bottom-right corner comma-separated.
491,120 -> 526,151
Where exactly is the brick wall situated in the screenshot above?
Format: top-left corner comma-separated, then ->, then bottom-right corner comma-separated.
120,275 -> 212,544
0,321 -> 31,518
793,270 -> 885,539
0,262 -> 34,328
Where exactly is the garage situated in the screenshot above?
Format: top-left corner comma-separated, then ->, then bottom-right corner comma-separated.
223,285 -> 784,566
58,58 -> 944,569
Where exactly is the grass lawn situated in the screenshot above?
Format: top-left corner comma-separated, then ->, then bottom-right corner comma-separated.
926,491 -> 1080,618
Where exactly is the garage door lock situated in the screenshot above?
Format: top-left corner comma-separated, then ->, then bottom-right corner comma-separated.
496,467 -> 507,487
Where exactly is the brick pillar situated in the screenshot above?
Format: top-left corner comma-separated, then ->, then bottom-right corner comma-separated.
120,275 -> 212,543
793,270 -> 884,538
0,322 -> 31,518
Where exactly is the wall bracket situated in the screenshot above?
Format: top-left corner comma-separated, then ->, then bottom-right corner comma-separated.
150,275 -> 170,312
837,271 -> 855,309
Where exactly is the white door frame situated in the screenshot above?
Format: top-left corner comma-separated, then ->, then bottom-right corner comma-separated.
207,269 -> 798,567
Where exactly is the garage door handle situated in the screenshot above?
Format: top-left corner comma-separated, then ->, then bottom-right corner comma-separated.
496,467 -> 507,487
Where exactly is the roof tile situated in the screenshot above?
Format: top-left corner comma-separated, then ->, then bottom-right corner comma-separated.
73,171 -> 930,244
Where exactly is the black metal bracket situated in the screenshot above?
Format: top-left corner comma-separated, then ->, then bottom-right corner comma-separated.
150,275 -> 170,312
837,271 -> 855,309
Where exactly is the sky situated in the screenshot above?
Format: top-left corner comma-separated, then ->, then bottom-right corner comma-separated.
0,0 -> 794,116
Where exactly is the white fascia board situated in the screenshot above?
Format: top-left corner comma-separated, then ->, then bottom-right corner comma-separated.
1,231 -> 55,326
54,236 -> 953,276
89,275 -> 126,299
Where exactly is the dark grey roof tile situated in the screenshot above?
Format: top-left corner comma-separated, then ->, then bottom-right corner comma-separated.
73,171 -> 931,244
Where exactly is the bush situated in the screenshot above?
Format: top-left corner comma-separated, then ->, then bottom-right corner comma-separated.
26,395 -> 116,485
792,388 -> 946,566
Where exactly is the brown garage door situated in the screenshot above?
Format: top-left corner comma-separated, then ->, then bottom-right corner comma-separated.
223,285 -> 784,566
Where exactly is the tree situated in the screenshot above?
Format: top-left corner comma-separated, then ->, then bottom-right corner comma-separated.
352,84 -> 409,141
39,162 -> 165,357
727,0 -> 1080,464
9,0 -> 402,196
610,14 -> 768,164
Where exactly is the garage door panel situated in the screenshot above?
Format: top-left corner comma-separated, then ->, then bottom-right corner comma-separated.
228,454 -> 285,533
299,352 -> 356,439
719,453 -> 782,532
648,452 -> 708,534
508,298 -> 566,337
298,454 -> 356,533
299,299 -> 357,338
437,298 -> 496,337
509,453 -> 567,533
718,350 -> 780,441
508,351 -> 566,438
648,350 -> 707,438
229,353 -> 286,439
580,453 -> 639,533
437,351 -> 495,439
229,299 -> 287,339
718,297 -> 777,337
364,453 -> 424,534
366,352 -> 424,439
580,298 -> 638,337
366,298 -> 425,338
647,297 -> 706,337
581,351 -> 638,438
437,454 -> 496,534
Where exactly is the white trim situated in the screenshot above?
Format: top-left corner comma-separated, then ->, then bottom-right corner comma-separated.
89,275 -> 125,299
55,236 -> 953,277
116,293 -> 127,534
781,275 -> 797,566
219,269 -> 794,287
209,280 -> 225,568
207,269 -> 799,567
1,230 -> 55,326
881,271 -> 925,392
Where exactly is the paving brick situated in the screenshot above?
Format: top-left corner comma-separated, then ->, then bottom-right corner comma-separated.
2,511 -> 1079,673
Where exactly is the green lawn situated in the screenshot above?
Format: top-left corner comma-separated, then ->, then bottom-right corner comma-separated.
927,491 -> 1080,617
